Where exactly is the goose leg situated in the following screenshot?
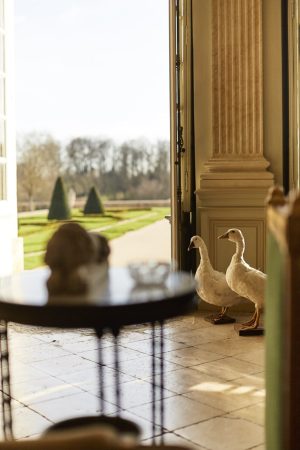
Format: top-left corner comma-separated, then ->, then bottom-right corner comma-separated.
209,307 -> 228,321
241,308 -> 257,328
241,305 -> 261,330
253,307 -> 261,328
218,307 -> 228,318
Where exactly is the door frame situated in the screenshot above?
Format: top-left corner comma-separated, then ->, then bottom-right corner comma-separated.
169,0 -> 196,271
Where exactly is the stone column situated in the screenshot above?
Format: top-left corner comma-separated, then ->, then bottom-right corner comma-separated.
212,0 -> 265,165
196,0 -> 274,279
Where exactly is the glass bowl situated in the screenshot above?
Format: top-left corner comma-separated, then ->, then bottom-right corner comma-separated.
128,261 -> 170,286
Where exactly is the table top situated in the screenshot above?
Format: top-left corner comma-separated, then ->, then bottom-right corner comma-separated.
0,267 -> 197,329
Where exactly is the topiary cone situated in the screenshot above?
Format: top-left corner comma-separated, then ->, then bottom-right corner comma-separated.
83,186 -> 105,215
48,176 -> 71,220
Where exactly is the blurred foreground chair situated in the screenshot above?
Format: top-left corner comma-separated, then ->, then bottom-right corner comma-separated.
0,425 -> 190,450
265,186 -> 300,450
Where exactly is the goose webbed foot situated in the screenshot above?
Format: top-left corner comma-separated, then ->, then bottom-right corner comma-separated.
241,317 -> 256,328
208,307 -> 235,324
240,323 -> 258,331
240,308 -> 260,330
211,307 -> 228,322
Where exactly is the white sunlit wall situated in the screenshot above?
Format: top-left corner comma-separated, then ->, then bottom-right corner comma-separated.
0,0 -> 23,275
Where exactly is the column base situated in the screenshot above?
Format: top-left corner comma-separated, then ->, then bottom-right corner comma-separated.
195,171 -> 274,278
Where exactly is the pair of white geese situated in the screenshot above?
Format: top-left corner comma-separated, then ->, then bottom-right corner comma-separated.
188,229 -> 266,330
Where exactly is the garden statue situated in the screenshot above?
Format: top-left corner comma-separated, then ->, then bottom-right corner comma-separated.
45,222 -> 110,295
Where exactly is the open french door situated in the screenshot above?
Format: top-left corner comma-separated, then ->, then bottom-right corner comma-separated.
0,0 -> 22,275
288,0 -> 300,188
169,0 -> 196,271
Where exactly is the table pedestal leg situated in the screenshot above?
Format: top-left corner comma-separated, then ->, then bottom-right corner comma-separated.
112,328 -> 121,415
151,322 -> 156,443
96,329 -> 105,415
159,320 -> 165,443
151,321 -> 165,443
0,321 -> 13,440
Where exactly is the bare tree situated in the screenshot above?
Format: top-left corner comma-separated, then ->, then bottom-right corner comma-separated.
17,132 -> 61,210
64,137 -> 112,196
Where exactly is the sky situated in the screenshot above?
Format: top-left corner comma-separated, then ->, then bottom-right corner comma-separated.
14,0 -> 170,143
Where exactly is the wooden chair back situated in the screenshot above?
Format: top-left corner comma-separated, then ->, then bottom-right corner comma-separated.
265,186 -> 300,450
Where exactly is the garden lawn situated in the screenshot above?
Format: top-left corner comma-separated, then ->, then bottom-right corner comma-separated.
19,207 -> 170,270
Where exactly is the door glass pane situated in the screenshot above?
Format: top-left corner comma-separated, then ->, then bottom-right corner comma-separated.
0,34 -> 4,73
0,164 -> 6,199
0,1 -> 3,30
0,119 -> 5,156
0,1 -> 5,200
0,77 -> 4,116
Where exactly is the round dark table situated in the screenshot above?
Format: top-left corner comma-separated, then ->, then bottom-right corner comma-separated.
0,267 -> 196,441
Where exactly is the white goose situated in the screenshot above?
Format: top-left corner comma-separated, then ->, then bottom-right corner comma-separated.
218,228 -> 266,330
188,235 -> 241,323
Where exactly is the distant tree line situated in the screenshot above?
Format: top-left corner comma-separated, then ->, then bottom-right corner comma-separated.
17,132 -> 170,210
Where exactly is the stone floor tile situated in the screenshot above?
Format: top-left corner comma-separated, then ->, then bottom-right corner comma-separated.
166,327 -> 237,346
148,325 -> 190,338
11,343 -> 71,364
196,337 -> 264,358
6,399 -> 24,410
34,331 -> 87,344
199,324 -> 239,340
154,431 -> 206,450
227,401 -> 265,426
129,395 -> 222,431
118,411 -> 161,440
233,374 -> 265,399
143,432 -> 208,449
103,379 -> 175,409
143,320 -> 201,337
107,355 -> 181,379
79,346 -> 144,365
8,334 -> 45,350
31,354 -> 97,377
252,371 -> 264,379
10,361 -> 51,385
6,314 -> 266,449
164,330 -> 209,346
119,331 -> 152,344
176,416 -> 264,450
122,323 -> 150,333
16,433 -> 41,440
234,348 -> 265,366
29,392 -> 117,422
174,314 -> 217,327
0,407 -> 52,439
59,338 -> 114,353
162,346 -> 225,368
153,367 -> 224,395
185,378 -> 264,413
232,372 -> 265,385
193,357 -> 262,381
56,366 -> 134,392
123,338 -> 189,355
11,376 -> 83,405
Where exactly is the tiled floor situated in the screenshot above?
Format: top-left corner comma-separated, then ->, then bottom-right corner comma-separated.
4,310 -> 265,449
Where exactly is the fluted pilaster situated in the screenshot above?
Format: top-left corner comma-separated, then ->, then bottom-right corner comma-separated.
205,0 -> 270,172
194,0 -> 275,283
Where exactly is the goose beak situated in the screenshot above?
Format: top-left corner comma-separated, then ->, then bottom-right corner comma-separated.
188,242 -> 195,251
218,232 -> 229,240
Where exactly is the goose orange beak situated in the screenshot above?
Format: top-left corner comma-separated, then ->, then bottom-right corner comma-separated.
218,232 -> 229,239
